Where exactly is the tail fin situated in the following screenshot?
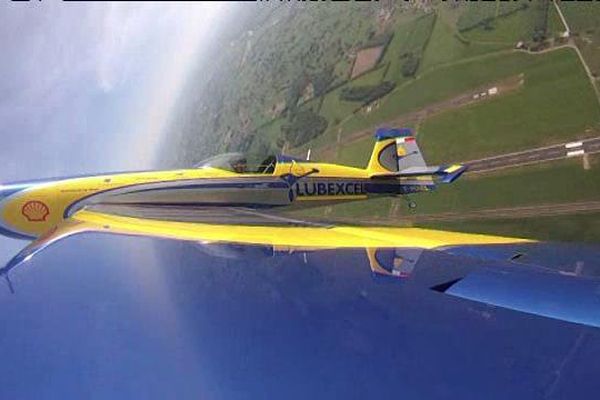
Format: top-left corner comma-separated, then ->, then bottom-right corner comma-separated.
367,127 -> 427,174
367,127 -> 467,183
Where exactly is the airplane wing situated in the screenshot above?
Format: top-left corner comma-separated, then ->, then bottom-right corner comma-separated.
1,208 -> 600,399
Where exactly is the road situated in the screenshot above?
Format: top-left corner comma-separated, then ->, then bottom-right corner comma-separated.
463,136 -> 600,174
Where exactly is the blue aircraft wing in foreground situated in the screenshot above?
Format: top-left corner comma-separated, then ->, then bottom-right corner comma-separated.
1,210 -> 600,399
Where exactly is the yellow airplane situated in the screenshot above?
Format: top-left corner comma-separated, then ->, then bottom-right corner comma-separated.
0,128 -> 466,240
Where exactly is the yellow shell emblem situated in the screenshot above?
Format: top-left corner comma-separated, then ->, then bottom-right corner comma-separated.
21,200 -> 50,222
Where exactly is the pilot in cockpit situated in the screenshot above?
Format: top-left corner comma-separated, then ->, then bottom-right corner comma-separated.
230,156 -> 248,173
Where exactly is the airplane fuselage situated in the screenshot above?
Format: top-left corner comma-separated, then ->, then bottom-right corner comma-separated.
0,159 -> 434,240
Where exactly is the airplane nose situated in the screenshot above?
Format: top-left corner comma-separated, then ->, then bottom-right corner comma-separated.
0,182 -> 37,240
0,182 -> 32,202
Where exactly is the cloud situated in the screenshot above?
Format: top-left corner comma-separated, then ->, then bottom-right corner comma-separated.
0,2 -> 227,181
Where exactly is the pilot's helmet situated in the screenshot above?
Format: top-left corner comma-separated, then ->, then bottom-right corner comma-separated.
230,156 -> 247,172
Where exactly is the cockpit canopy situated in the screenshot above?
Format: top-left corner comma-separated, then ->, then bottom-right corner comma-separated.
194,152 -> 278,174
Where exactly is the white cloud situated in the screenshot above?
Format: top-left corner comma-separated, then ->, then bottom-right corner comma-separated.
0,1 -> 228,181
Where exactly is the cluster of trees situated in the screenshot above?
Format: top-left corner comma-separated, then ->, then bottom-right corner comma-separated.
400,52 -> 420,77
457,2 -> 528,33
339,81 -> 396,104
281,109 -> 329,147
285,67 -> 335,114
531,0 -> 549,43
311,67 -> 335,97
285,76 -> 309,114
361,32 -> 394,50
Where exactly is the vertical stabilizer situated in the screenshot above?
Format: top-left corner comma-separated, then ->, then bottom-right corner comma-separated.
367,127 -> 424,174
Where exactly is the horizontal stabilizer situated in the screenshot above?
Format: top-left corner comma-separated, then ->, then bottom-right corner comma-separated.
370,164 -> 467,184
438,164 -> 468,183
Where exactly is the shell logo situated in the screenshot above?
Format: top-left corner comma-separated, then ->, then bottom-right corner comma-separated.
21,200 -> 50,222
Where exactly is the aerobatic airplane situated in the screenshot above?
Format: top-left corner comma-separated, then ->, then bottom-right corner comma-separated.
4,128 -> 600,400
0,127 -> 466,241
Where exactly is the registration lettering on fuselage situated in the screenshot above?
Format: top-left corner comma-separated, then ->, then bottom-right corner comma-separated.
294,180 -> 366,197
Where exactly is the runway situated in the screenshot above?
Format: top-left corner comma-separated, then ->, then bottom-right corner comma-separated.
464,136 -> 600,173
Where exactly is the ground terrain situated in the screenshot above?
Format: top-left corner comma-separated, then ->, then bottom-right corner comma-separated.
163,1 -> 600,243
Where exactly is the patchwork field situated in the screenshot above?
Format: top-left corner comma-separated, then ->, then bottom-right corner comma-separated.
417,213 -> 600,244
412,155 -> 600,214
382,12 -> 436,83
165,2 -> 600,243
419,48 -> 600,163
461,1 -> 544,45
351,46 -> 384,78
560,1 -> 600,79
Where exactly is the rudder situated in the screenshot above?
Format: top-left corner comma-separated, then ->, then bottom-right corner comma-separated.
367,128 -> 426,174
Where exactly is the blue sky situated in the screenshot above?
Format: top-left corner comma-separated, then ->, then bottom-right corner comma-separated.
0,2 -> 228,264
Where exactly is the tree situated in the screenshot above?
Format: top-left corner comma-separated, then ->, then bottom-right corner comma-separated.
281,109 -> 328,147
339,81 -> 396,104
401,53 -> 420,77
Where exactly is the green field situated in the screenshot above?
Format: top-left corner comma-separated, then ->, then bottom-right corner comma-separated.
462,3 -> 537,44
288,154 -> 600,245
546,2 -> 566,39
559,2 -> 600,32
266,3 -> 600,244
412,155 -> 600,215
421,10 -> 507,70
335,136 -> 375,168
161,2 -> 600,244
417,213 -> 600,244
383,12 -> 436,83
319,66 -> 387,127
303,48 -> 599,162
287,197 -> 396,221
560,1 -> 600,78
419,48 -> 600,163
330,50 -> 540,139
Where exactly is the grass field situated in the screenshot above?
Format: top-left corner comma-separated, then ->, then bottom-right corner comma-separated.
412,155 -> 600,214
560,2 -> 600,78
419,48 -> 600,163
383,12 -> 436,83
279,4 -> 600,244
559,2 -> 600,31
319,66 -> 387,127
546,2 -> 566,39
335,136 -> 375,168
421,11 -> 507,70
333,50 -> 536,138
301,48 -> 596,157
417,213 -> 600,244
455,1 -> 497,33
462,4 -> 536,44
290,197 -> 396,220
288,155 -> 600,243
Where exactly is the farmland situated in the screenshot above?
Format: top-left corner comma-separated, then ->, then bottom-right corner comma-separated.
296,154 -> 600,220
411,155 -> 600,215
162,1 -> 600,242
418,213 -> 600,244
351,46 -> 384,79
559,1 -> 600,79
419,48 -> 600,163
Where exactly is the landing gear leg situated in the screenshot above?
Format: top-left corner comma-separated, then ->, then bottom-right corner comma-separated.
403,196 -> 417,210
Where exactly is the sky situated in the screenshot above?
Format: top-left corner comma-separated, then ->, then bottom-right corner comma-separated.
0,1 -> 228,180
0,1 -> 229,264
